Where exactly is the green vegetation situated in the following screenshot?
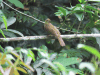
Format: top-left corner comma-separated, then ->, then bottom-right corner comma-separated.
0,0 -> 100,75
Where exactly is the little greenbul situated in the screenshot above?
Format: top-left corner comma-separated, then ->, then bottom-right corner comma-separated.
44,18 -> 65,46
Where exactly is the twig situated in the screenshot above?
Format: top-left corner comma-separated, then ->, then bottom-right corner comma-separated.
76,0 -> 88,34
0,34 -> 100,42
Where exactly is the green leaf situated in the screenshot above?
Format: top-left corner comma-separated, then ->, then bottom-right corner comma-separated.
6,54 -> 15,60
55,10 -> 64,16
33,47 -> 49,58
40,45 -> 48,51
54,62 -> 67,75
0,45 -> 4,52
0,29 -> 6,38
20,61 -> 34,71
53,57 -> 82,67
34,0 -> 36,2
96,69 -> 100,75
77,44 -> 100,59
86,5 -> 98,11
32,21 -> 37,26
79,62 -> 95,73
72,5 -> 83,11
3,29 -> 24,37
34,59 -> 60,75
66,67 -> 83,74
3,30 -> 17,37
57,7 -> 66,16
78,0 -> 85,3
20,49 -> 28,54
74,13 -> 84,21
2,16 -> 7,30
0,0 -> 2,3
47,40 -> 51,44
8,0 -> 24,8
1,17 -> 16,29
15,47 -> 22,50
27,50 -> 35,62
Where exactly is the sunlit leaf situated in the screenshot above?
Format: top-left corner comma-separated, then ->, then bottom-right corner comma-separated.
20,61 -> 34,72
14,69 -> 19,75
16,67 -> 27,73
0,53 -> 6,65
79,62 -> 95,73
57,7 -> 66,16
6,54 -> 15,60
0,45 -> 4,52
34,59 -> 60,75
27,50 -> 35,62
78,0 -> 85,3
53,57 -> 82,67
2,16 -> 7,30
54,62 -> 67,75
0,29 -> 6,38
77,44 -> 100,59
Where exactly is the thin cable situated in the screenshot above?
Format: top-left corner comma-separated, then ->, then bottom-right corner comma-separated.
2,1 -> 45,24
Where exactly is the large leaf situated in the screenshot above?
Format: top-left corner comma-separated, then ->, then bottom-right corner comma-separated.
57,7 -> 67,16
79,62 -> 95,74
33,59 -> 60,75
43,68 -> 54,75
54,62 -> 67,75
3,29 -> 24,37
8,0 -> 24,8
1,17 -> 16,29
3,30 -> 17,37
53,57 -> 82,67
6,54 -> 15,60
0,53 -> 6,65
77,44 -> 100,59
35,68 -> 43,75
74,13 -> 84,21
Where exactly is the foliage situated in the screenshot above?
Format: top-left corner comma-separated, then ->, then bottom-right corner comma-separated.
8,0 -> 24,8
0,46 -> 34,75
77,44 -> 100,59
0,0 -> 100,75
0,45 -> 82,75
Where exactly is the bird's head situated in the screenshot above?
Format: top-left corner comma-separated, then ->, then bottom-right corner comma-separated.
45,18 -> 51,24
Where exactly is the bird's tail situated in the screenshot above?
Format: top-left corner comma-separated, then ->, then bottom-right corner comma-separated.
57,36 -> 65,46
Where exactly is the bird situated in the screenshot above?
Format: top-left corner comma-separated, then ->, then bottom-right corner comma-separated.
44,18 -> 65,46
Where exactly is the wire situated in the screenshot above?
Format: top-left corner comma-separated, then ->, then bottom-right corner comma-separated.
2,1 -> 45,24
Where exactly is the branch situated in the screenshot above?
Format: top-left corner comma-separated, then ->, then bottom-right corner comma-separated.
0,34 -> 100,42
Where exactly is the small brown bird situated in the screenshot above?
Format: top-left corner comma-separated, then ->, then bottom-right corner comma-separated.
44,18 -> 65,46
